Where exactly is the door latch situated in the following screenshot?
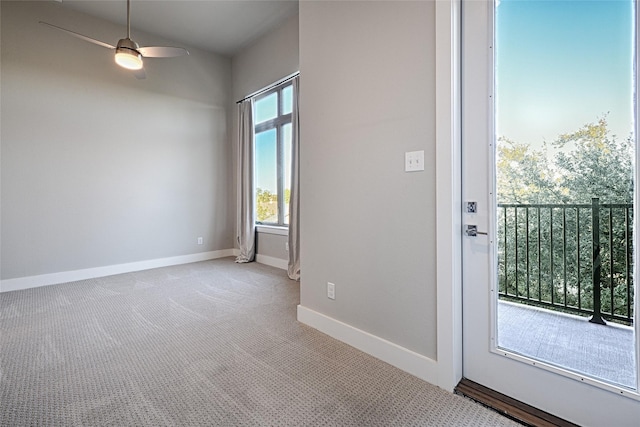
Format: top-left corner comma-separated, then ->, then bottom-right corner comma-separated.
465,225 -> 488,237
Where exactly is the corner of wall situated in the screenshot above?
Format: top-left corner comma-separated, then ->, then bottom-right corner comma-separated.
297,305 -> 440,385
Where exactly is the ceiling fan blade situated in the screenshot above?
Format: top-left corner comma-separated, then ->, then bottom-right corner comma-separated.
138,46 -> 189,58
39,21 -> 116,50
133,68 -> 147,80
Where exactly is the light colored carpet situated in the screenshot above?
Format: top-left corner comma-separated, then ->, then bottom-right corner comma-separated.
1,258 -> 518,426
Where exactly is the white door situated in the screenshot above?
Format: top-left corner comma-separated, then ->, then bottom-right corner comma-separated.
462,1 -> 640,425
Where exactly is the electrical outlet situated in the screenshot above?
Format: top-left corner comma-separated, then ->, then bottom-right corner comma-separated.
327,282 -> 335,300
197,237 -> 203,245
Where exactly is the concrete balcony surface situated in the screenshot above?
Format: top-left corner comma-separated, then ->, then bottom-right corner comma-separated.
497,300 -> 637,389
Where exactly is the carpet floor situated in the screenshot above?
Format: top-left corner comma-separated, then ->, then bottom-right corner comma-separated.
1,258 -> 518,426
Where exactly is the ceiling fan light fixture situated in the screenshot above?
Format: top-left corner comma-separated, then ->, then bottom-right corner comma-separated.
115,48 -> 143,70
40,0 -> 187,80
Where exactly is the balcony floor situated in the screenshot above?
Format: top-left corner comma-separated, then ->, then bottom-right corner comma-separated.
497,300 -> 637,389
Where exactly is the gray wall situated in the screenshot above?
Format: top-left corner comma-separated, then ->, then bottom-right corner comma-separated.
231,14 -> 299,262
1,1 -> 233,280
232,14 -> 299,102
255,231 -> 288,261
299,1 -> 437,358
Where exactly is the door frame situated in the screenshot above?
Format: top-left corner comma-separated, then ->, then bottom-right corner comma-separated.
434,0 -> 463,393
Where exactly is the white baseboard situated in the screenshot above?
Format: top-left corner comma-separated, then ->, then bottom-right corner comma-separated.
1,249 -> 239,293
255,254 -> 288,270
297,305 -> 439,385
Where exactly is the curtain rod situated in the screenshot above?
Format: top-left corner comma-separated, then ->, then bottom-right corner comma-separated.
236,72 -> 299,104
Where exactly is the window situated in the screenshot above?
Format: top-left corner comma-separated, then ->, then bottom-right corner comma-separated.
254,83 -> 293,226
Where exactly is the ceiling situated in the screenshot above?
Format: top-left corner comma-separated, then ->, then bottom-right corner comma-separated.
59,0 -> 299,57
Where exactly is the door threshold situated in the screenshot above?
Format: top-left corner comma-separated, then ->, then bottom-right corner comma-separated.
455,378 -> 579,427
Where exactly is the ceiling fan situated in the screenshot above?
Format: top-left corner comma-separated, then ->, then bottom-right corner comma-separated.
40,0 -> 189,79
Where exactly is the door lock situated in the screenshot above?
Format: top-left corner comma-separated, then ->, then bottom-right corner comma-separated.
466,201 -> 478,213
465,225 -> 488,237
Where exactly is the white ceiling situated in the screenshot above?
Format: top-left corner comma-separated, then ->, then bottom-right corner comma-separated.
60,0 -> 299,57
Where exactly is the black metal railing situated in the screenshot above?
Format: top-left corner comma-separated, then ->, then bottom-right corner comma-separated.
498,198 -> 634,325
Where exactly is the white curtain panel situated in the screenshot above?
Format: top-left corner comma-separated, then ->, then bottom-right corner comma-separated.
235,99 -> 256,263
287,76 -> 301,280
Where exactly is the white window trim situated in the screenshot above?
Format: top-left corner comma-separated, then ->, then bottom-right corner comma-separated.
255,225 -> 289,236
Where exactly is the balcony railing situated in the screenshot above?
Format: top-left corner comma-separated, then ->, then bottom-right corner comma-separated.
498,198 -> 634,325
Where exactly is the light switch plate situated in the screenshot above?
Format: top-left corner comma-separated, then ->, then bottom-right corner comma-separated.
405,150 -> 425,172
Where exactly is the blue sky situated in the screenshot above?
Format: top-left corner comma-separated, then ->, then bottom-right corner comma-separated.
254,93 -> 278,194
255,88 -> 293,194
496,0 -> 635,145
255,129 -> 277,193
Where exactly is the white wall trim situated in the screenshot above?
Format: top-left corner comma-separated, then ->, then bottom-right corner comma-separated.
255,254 -> 288,270
256,225 -> 289,236
1,249 -> 239,293
435,0 -> 463,392
297,305 -> 439,384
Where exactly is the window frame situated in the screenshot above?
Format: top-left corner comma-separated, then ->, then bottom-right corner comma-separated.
253,82 -> 293,227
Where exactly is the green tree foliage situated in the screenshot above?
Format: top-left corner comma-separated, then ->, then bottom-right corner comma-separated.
256,188 -> 278,223
553,118 -> 634,204
498,117 -> 634,204
497,117 -> 634,323
256,188 -> 291,223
